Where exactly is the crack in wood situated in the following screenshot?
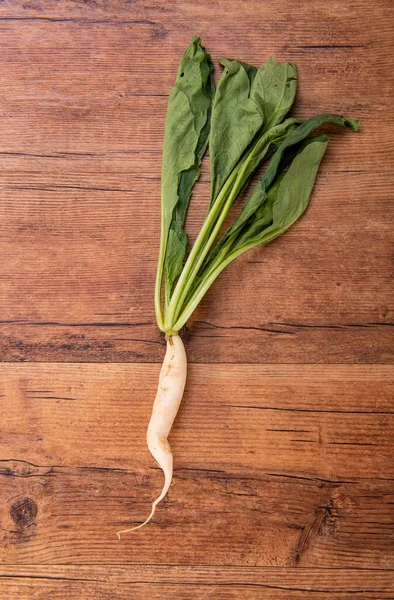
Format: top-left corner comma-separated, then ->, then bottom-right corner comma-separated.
0,17 -> 155,25
295,44 -> 366,49
294,504 -> 333,564
193,319 -> 394,335
0,320 -> 154,328
0,572 -> 387,593
195,320 -> 294,335
228,405 -> 394,415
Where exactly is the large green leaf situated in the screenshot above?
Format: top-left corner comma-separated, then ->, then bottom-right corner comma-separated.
209,59 -> 262,205
234,135 -> 329,250
204,112 -> 360,270
252,58 -> 297,131
240,113 -> 359,228
262,113 -> 359,191
160,37 -> 214,300
209,57 -> 298,206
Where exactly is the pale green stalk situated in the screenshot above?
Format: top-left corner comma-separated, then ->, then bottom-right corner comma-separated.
154,198 -> 167,332
166,181 -> 238,328
164,125 -> 279,330
171,245 -> 248,331
163,166 -> 239,331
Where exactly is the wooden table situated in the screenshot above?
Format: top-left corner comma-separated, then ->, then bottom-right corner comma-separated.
0,0 -> 393,597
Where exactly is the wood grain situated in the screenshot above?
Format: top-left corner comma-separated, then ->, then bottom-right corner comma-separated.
0,0 -> 393,596
0,0 -> 393,363
0,362 -> 393,567
0,566 -> 393,599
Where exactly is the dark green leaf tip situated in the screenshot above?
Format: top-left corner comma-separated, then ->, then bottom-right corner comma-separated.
344,117 -> 361,131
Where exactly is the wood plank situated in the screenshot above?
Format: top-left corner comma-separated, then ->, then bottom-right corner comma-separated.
0,0 -> 392,74
0,0 -> 393,363
0,82 -> 390,159
0,0 -> 393,595
0,168 -> 392,363
0,362 -> 393,566
0,566 -> 393,599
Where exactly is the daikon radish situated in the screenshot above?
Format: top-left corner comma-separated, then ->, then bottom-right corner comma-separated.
117,37 -> 359,535
117,335 -> 186,537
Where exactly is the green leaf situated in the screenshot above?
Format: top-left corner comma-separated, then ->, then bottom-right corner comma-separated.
234,135 -> 329,250
172,58 -> 299,315
156,38 -> 361,333
204,112 -> 360,271
252,58 -> 297,131
160,36 -> 214,299
225,117 -> 301,221
209,59 -> 262,205
208,57 -> 298,207
164,222 -> 188,303
262,113 -> 360,191
245,112 -> 359,220
199,117 -> 301,275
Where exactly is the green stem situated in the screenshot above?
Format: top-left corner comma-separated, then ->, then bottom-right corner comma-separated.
170,138 -> 273,328
163,167 -> 239,331
173,224 -> 296,331
171,245 -> 248,331
154,205 -> 166,332
165,136 -> 272,331
196,238 -> 234,287
162,120 -> 301,332
169,182 -> 239,325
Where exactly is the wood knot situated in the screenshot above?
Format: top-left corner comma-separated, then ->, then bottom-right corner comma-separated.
294,499 -> 338,564
10,497 -> 38,527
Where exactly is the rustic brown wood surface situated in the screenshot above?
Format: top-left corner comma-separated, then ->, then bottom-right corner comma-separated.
0,0 -> 393,598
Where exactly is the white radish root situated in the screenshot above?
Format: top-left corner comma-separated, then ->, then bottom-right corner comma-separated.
117,334 -> 187,537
